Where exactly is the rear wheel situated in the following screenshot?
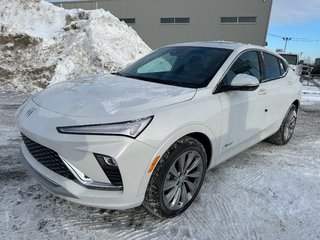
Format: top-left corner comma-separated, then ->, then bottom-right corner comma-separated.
267,105 -> 297,145
143,136 -> 207,218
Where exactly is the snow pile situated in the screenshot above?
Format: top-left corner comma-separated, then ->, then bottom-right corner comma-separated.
0,0 -> 151,93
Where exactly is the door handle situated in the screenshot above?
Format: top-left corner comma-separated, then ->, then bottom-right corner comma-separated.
288,81 -> 293,85
258,88 -> 267,95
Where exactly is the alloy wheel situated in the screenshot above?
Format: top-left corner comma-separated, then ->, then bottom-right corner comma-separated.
284,110 -> 297,141
162,150 -> 204,211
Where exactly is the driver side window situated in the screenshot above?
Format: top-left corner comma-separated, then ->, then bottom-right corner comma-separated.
223,51 -> 261,85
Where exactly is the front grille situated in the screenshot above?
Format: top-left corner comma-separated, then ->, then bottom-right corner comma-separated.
21,133 -> 76,180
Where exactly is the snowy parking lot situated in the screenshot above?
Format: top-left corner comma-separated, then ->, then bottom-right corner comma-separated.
1,85 -> 320,240
1,1 -> 320,239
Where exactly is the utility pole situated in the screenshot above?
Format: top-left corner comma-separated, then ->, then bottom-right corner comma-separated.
282,37 -> 292,52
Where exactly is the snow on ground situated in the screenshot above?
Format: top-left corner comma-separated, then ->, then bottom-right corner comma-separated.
301,85 -> 320,105
1,1 -> 320,238
0,86 -> 319,239
0,0 -> 151,93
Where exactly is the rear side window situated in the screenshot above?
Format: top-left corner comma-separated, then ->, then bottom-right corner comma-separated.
263,53 -> 281,80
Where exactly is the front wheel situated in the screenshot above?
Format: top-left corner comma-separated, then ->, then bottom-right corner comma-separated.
143,136 -> 207,218
266,104 -> 297,145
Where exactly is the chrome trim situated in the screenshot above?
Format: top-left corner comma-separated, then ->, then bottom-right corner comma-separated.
60,156 -> 123,190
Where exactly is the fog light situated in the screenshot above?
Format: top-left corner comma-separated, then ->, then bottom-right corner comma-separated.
102,155 -> 117,166
95,154 -> 117,166
94,153 -> 123,186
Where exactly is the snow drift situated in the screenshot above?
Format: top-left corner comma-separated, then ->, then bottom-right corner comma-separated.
0,0 -> 151,93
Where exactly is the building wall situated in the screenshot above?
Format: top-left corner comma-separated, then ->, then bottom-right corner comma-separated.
52,0 -> 272,49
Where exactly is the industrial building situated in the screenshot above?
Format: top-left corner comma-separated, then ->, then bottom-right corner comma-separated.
48,0 -> 273,49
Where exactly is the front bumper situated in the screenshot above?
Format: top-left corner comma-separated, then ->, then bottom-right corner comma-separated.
17,102 -> 158,209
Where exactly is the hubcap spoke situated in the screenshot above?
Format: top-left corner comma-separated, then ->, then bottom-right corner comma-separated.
186,158 -> 200,173
289,117 -> 296,125
185,179 -> 197,194
165,186 -> 178,203
184,151 -> 195,172
171,187 -> 182,209
163,179 -> 178,191
177,152 -> 188,172
181,183 -> 189,206
284,113 -> 296,140
284,126 -> 289,140
168,164 -> 179,178
186,170 -> 202,178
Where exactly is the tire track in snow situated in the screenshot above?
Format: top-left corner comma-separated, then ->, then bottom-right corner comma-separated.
185,206 -> 227,240
211,194 -> 247,240
2,92 -> 320,240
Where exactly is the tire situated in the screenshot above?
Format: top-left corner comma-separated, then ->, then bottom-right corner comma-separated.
143,136 -> 207,218
266,105 -> 297,145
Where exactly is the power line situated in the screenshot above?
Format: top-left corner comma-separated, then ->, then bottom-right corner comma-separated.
268,33 -> 320,42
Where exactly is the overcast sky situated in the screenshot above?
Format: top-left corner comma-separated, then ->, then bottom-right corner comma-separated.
267,0 -> 320,62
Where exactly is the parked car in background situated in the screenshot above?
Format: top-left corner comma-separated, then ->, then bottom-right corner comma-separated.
301,65 -> 311,76
311,64 -> 320,78
279,52 -> 303,76
16,41 -> 302,218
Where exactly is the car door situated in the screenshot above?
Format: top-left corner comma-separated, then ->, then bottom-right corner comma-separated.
259,52 -> 294,137
217,50 -> 265,164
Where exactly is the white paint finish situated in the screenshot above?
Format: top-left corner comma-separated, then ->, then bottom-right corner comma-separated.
16,42 -> 302,210
32,74 -> 196,117
217,88 -> 264,164
230,74 -> 260,87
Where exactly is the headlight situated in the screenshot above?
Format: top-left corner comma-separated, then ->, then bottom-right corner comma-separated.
57,116 -> 153,138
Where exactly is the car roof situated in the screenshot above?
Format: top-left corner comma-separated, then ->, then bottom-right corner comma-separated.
163,41 -> 284,61
164,41 -> 264,51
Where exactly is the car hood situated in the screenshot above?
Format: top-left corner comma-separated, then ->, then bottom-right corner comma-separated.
32,74 -> 196,117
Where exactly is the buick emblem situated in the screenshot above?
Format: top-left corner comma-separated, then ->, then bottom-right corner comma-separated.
25,107 -> 36,117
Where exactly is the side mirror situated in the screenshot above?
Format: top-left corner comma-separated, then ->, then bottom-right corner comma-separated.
224,74 -> 260,91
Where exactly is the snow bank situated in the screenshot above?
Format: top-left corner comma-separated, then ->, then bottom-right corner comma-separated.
0,0 -> 151,93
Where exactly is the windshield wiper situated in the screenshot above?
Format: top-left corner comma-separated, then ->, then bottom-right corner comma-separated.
111,72 -> 124,76
119,74 -> 161,83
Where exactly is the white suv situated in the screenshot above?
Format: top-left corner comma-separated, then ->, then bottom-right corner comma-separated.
16,41 -> 301,218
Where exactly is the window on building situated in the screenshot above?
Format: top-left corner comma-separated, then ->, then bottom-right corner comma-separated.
160,17 -> 190,24
220,17 -> 238,23
119,18 -> 135,24
174,18 -> 190,24
220,16 -> 257,24
160,18 -> 174,24
238,17 -> 256,23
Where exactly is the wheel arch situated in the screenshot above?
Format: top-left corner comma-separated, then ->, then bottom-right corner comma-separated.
187,132 -> 212,169
137,124 -> 217,197
292,99 -> 300,112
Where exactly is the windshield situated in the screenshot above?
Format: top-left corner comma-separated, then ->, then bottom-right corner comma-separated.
119,46 -> 232,88
279,54 -> 298,65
